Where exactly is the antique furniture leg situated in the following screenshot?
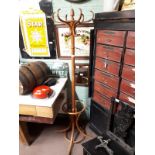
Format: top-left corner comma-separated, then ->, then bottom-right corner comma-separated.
19,122 -> 31,145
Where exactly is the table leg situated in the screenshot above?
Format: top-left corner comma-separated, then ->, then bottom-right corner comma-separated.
19,121 -> 31,145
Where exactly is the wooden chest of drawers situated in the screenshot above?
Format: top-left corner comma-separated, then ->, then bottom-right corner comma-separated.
89,10 -> 135,134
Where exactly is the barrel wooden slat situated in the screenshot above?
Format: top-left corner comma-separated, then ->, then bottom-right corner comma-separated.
20,66 -> 36,90
36,61 -> 51,76
26,63 -> 45,85
19,71 -> 31,95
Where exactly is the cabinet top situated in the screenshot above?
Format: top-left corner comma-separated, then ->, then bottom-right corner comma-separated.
95,10 -> 135,21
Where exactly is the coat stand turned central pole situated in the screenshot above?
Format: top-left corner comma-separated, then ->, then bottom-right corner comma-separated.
51,9 -> 94,155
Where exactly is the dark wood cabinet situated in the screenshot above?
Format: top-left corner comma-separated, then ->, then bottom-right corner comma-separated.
89,10 -> 135,134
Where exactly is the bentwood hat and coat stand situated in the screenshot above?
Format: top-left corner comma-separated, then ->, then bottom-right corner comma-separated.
51,9 -> 94,155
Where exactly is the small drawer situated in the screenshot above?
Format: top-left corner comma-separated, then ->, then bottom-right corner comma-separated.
93,91 -> 111,110
96,30 -> 126,47
126,31 -> 135,49
120,79 -> 135,97
94,81 -> 117,99
95,57 -> 120,76
122,65 -> 135,82
94,69 -> 119,89
124,49 -> 135,66
119,92 -> 135,105
96,44 -> 123,62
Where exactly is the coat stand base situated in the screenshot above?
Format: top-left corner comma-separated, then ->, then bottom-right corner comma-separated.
57,101 -> 88,155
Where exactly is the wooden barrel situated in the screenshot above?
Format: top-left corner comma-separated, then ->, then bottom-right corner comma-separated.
19,61 -> 50,95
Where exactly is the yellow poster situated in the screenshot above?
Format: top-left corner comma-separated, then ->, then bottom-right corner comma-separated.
20,9 -> 50,57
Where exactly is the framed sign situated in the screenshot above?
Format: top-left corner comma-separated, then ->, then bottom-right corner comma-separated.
55,24 -> 94,59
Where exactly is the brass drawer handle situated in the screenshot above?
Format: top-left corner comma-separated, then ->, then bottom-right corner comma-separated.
104,59 -> 108,69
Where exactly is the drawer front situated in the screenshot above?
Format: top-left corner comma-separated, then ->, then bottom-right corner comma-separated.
96,44 -> 123,62
93,91 -> 111,110
119,92 -> 135,105
94,69 -> 119,89
94,81 -> 117,99
120,79 -> 135,97
95,57 -> 120,76
126,31 -> 135,49
122,65 -> 135,82
124,49 -> 135,66
96,30 -> 126,47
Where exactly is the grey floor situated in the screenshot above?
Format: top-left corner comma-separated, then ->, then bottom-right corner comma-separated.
19,122 -> 96,155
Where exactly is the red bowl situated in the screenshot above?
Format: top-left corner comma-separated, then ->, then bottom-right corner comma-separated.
32,85 -> 53,99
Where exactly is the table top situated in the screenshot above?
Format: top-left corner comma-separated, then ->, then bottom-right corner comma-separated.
19,78 -> 68,108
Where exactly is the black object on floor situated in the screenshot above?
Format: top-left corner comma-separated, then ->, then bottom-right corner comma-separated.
82,131 -> 134,155
83,97 -> 135,155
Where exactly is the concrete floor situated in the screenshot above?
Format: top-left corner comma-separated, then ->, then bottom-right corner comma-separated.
19,120 -> 96,155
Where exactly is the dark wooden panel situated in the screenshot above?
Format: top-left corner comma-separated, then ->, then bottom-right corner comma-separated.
95,57 -> 120,76
89,29 -> 95,97
124,49 -> 135,66
95,10 -> 135,20
89,100 -> 111,135
94,81 -> 117,99
122,65 -> 135,82
93,91 -> 111,110
94,69 -> 119,89
19,115 -> 54,124
120,79 -> 135,97
96,44 -> 123,62
95,22 -> 135,31
119,92 -> 135,105
126,31 -> 135,49
96,30 -> 126,47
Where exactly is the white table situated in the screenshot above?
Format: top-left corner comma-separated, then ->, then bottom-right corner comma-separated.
19,78 -> 68,145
